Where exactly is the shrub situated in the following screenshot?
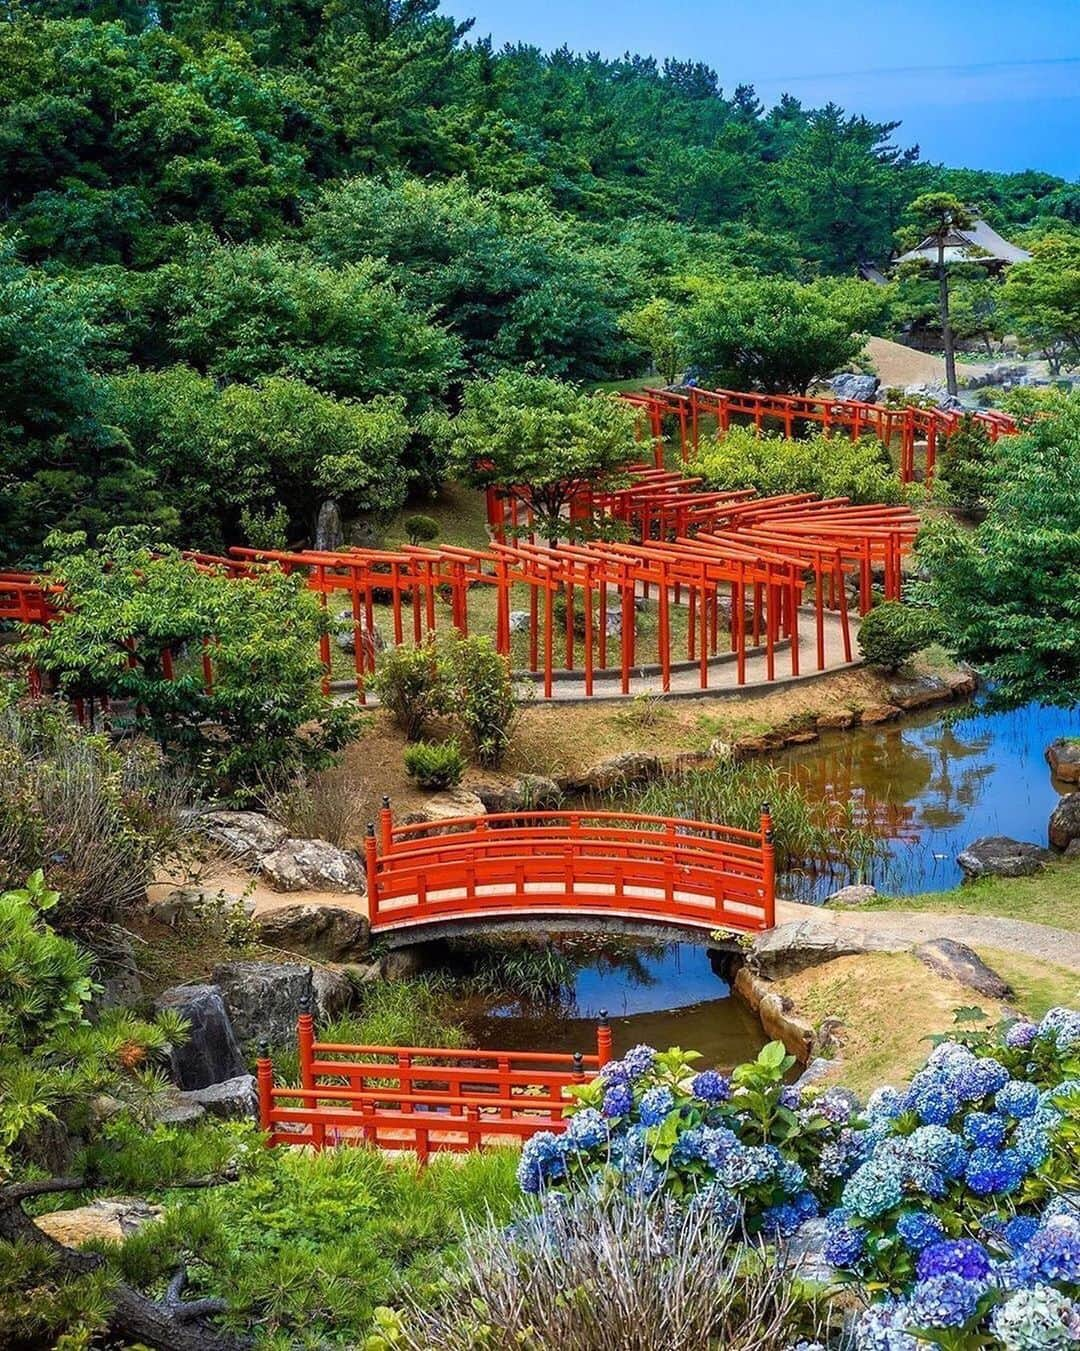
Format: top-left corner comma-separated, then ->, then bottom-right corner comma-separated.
692,425 -> 903,505
403,514 -> 439,546
384,1188 -> 824,1350
938,414 -> 996,516
0,688 -> 194,934
403,739 -> 466,790
261,765 -> 362,847
370,637 -> 450,741
444,634 -> 519,768
858,601 -> 941,672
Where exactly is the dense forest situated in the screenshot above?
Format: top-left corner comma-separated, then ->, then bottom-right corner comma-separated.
1,0 -> 1076,560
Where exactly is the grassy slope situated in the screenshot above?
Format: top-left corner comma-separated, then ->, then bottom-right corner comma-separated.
859,862 -> 1080,933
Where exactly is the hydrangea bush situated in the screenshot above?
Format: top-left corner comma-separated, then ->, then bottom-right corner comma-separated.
515,1007 -> 1080,1350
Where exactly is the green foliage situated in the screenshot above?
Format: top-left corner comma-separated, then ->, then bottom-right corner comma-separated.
692,425 -> 903,505
937,414 -> 997,516
403,739 -> 466,791
680,275 -> 886,394
620,297 -> 685,385
438,371 -> 637,546
857,602 -> 942,673
443,634 -> 519,769
916,398 -> 1080,708
0,688 -> 193,933
370,637 -> 450,742
1001,234 -> 1080,375
402,514 -> 439,547
20,531 -> 362,796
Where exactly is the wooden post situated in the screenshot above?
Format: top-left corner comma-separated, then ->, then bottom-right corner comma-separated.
761,803 -> 776,930
380,796 -> 393,857
256,1041 -> 274,1145
297,995 -> 324,1150
364,823 -> 379,922
596,1012 -> 613,1067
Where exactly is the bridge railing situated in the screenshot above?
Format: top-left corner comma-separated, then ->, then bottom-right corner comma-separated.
364,802 -> 776,936
256,1000 -> 612,1156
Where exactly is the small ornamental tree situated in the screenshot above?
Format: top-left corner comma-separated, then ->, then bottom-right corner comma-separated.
621,297 -> 686,385
898,194 -> 976,397
1001,234 -> 1080,376
19,530 -> 361,796
438,372 -> 638,547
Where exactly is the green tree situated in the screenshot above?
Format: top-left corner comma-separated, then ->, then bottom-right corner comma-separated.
681,275 -> 884,394
1001,234 -> 1080,375
438,372 -> 638,546
901,194 -> 976,397
20,531 -> 362,795
620,298 -> 685,385
916,400 -> 1080,707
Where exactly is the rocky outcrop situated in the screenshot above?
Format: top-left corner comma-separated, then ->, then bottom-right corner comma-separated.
212,960 -> 313,1047
258,838 -> 365,894
887,670 -> 978,711
826,884 -> 878,908
160,1075 -> 259,1125
1047,740 -> 1080,785
748,920 -> 910,980
957,836 -> 1052,879
815,710 -> 857,731
560,751 -> 662,793
859,704 -> 902,725
733,967 -> 815,1061
155,984 -> 247,1090
915,939 -> 1012,1000
254,903 -> 370,959
401,787 -> 487,834
35,1198 -> 163,1246
830,373 -> 880,404
473,775 -> 563,815
312,965 -> 354,1019
1049,793 -> 1080,851
195,810 -> 287,861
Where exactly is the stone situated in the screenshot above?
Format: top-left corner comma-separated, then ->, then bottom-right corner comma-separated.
258,838 -> 365,893
904,383 -> 963,412
195,810 -> 287,861
400,787 -> 487,834
1047,739 -> 1080,785
830,372 -> 881,404
784,1218 -> 836,1285
88,933 -> 143,1013
255,903 -> 370,959
783,729 -> 819,747
508,610 -> 531,634
1066,839 -> 1080,859
35,1198 -> 164,1247
956,836 -> 1052,879
212,960 -> 313,1047
560,751 -> 663,793
176,1075 -> 259,1121
826,884 -> 878,908
312,965 -> 354,1020
915,939 -> 1013,1000
155,1098 -> 207,1126
859,704 -> 902,725
472,775 -> 562,815
815,710 -> 857,731
748,921 -> 911,980
381,947 -> 426,981
732,967 -> 815,1061
794,1057 -> 842,1091
335,611 -> 385,659
886,674 -> 955,711
1049,793 -> 1080,851
155,984 -> 247,1090
148,885 -> 250,927
314,498 -> 344,552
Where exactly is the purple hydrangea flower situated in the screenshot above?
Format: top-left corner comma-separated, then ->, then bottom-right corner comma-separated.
1015,1215 -> 1080,1285
779,1084 -> 801,1110
639,1085 -> 675,1127
996,1080 -> 1041,1119
600,1058 -> 630,1085
855,1300 -> 919,1351
602,1081 -> 633,1119
896,1209 -> 946,1252
691,1069 -> 731,1104
906,1271 -> 985,1328
1003,1020 -> 1038,1049
916,1238 -> 993,1283
819,1089 -> 854,1124
824,1221 -> 866,1268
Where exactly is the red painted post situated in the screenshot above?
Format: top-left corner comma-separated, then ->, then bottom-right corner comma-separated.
761,804 -> 776,930
256,1042 -> 274,1145
596,1013 -> 613,1067
364,823 -> 379,923
297,995 -> 324,1150
380,796 -> 393,857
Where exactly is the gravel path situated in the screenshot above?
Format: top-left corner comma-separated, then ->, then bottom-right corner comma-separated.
774,899 -> 1080,973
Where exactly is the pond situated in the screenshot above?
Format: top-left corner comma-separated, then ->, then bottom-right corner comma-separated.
778,695 -> 1080,898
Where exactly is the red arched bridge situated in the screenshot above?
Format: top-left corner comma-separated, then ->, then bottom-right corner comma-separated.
363,799 -> 776,941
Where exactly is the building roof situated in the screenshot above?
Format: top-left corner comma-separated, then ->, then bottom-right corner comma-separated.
896,218 -> 1032,267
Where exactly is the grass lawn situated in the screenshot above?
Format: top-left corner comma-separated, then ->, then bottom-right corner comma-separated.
859,862 -> 1080,933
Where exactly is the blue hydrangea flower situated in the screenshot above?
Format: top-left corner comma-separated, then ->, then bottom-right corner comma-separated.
819,1089 -> 854,1124
611,1123 -> 648,1168
777,1159 -> 807,1195
991,1285 -> 1080,1351
698,1125 -> 738,1170
779,1084 -> 801,1110
622,1044 -> 656,1079
996,1080 -> 1041,1119
1003,1020 -> 1039,1049
1004,1215 -> 1041,1251
908,1126 -> 967,1181
896,1209 -> 946,1252
916,1238 -> 993,1283
600,1058 -> 630,1085
1014,1119 -> 1051,1170
1038,1007 -> 1080,1049
517,1131 -> 566,1193
601,1081 -> 633,1119
639,1085 -> 675,1126
761,1201 -> 803,1237
623,1157 -> 666,1198
565,1107 -> 608,1151
1044,1194 -> 1080,1221
866,1085 -> 906,1121
719,1143 -> 778,1188
906,1271 -> 985,1328
964,1111 -> 1008,1148
1015,1215 -> 1080,1285
823,1220 -> 866,1268
965,1146 -> 1026,1196
671,1125 -> 704,1167
793,1189 -> 819,1219
854,1299 -> 919,1351
907,1080 -> 958,1126
843,1157 -> 906,1220
691,1069 -> 730,1104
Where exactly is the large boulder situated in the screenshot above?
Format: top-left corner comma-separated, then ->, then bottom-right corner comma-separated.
560,751 -> 662,794
472,775 -> 563,815
748,921 -> 910,980
148,885 -> 251,928
335,610 -> 384,658
173,1075 -> 258,1122
257,838 -> 365,893
314,498 -> 344,552
35,1198 -> 163,1247
154,984 -> 247,1089
195,810 -> 287,861
830,372 -> 880,404
1047,740 -> 1080,785
212,960 -> 313,1047
254,903 -> 370,960
312,965 -> 355,1020
957,836 -> 1052,879
915,939 -> 1012,1000
400,787 -> 487,835
1049,793 -> 1080,851
826,884 -> 878,908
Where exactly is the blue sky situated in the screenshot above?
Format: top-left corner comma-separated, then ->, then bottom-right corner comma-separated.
443,1 -> 1080,179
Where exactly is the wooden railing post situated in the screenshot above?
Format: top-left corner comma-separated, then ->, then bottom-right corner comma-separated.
761,802 -> 776,930
596,1011 -> 613,1067
364,822 -> 379,922
380,796 -> 393,856
297,993 -> 324,1150
256,1041 -> 274,1145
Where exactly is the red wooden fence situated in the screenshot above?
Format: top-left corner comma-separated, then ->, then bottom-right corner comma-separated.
364,801 -> 776,937
256,1002 -> 613,1157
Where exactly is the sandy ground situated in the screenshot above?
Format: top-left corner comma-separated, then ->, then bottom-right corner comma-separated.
862,336 -> 981,389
